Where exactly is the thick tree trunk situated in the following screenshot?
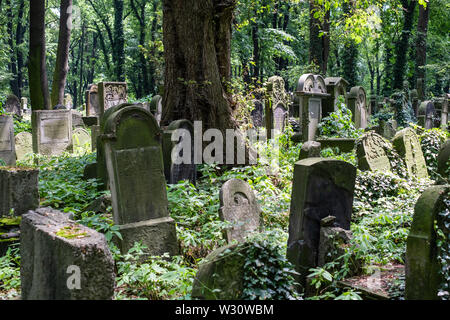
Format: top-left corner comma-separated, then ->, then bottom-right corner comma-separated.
342,1 -> 358,87
51,0 -> 72,107
309,0 -> 329,74
414,2 -> 429,91
15,0 -> 26,98
251,14 -> 260,83
6,0 -> 19,97
161,0 -> 237,132
28,0 -> 50,110
113,0 -> 125,81
393,0 -> 417,90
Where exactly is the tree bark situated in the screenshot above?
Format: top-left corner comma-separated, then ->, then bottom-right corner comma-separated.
309,0 -> 329,74
342,1 -> 358,87
28,0 -> 50,110
113,0 -> 125,81
15,0 -> 26,98
6,0 -> 19,97
161,0 -> 237,132
414,2 -> 429,91
51,0 -> 72,107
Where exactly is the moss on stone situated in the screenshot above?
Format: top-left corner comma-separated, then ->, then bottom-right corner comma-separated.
0,216 -> 22,227
55,225 -> 89,240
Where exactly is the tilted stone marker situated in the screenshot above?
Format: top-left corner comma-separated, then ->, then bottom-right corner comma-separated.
0,167 -> 39,217
287,158 -> 356,289
437,140 -> 450,180
347,86 -> 369,129
0,115 -> 16,166
356,131 -> 392,172
98,82 -> 128,115
299,141 -> 321,160
21,207 -> 115,300
15,132 -> 33,161
32,110 -> 72,156
392,127 -> 428,179
418,101 -> 436,129
162,119 -> 197,185
219,179 -> 261,243
4,94 -> 21,118
405,185 -> 450,300
72,128 -> 91,152
102,105 -> 178,258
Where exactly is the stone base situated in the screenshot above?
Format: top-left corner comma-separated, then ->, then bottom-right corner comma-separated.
117,217 -> 179,259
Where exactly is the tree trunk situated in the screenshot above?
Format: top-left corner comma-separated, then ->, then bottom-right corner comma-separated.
161,0 -> 236,132
113,0 -> 125,81
309,0 -> 329,74
414,2 -> 429,91
6,0 -> 19,97
51,0 -> 72,107
342,1 -> 358,87
15,0 -> 26,98
28,0 -> 50,110
251,13 -> 260,83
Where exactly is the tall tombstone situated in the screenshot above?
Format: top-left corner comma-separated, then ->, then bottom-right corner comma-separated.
405,185 -> 449,300
0,115 -> 16,166
15,132 -> 33,161
265,76 -> 289,137
250,99 -> 264,128
323,77 -> 349,117
219,179 -> 261,243
85,84 -> 100,116
150,95 -> 163,125
97,82 -> 128,115
392,128 -> 428,179
287,158 -> 356,289
356,131 -> 392,172
418,101 -> 436,129
4,94 -> 21,118
347,86 -> 369,129
102,105 -> 178,258
162,119 -> 197,185
32,110 -> 72,156
295,74 -> 330,142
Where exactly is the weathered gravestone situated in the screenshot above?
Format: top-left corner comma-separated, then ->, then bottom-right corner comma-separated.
250,100 -> 264,128
437,140 -> 450,180
162,119 -> 197,185
299,141 -> 321,160
21,207 -> 115,300
14,132 -> 33,161
405,185 -> 450,300
392,127 -> 428,179
380,119 -> 397,140
265,76 -> 289,138
150,95 -> 163,125
410,90 -> 419,117
72,128 -> 91,152
347,86 -> 369,129
433,96 -> 449,130
85,84 -> 100,116
97,82 -> 128,115
219,179 -> 261,243
32,110 -> 72,156
20,97 -> 28,111
4,94 -> 21,117
418,101 -> 436,129
356,131 -> 392,172
71,110 -> 84,128
0,115 -> 16,166
0,167 -> 39,217
64,93 -> 73,109
102,105 -> 178,258
323,77 -> 349,118
287,158 -> 356,289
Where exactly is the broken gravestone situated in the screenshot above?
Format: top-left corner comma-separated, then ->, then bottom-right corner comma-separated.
102,105 -> 178,258
0,115 -> 16,166
219,179 -> 261,243
15,132 -> 33,161
20,207 -> 115,300
356,131 -> 392,172
287,158 -> 356,290
405,185 -> 450,300
0,167 -> 39,217
392,127 -> 428,179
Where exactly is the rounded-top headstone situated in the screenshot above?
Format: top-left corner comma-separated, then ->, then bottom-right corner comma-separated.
15,132 -> 33,161
356,131 -> 392,172
296,74 -> 315,93
72,128 -> 91,151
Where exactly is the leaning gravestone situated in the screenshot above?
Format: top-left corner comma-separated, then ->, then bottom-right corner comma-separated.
437,140 -> 450,180
356,131 -> 392,172
418,101 -> 436,129
15,132 -> 33,161
287,158 -> 356,289
72,128 -> 91,152
0,115 -> 16,166
0,167 -> 39,217
405,185 -> 450,300
102,105 -> 178,258
392,128 -> 428,179
21,207 -> 115,300
162,119 -> 197,185
32,110 -> 73,156
219,179 -> 261,243
97,82 -> 128,115
4,94 -> 21,117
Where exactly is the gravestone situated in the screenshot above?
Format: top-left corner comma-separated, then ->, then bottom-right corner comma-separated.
273,103 -> 288,132
265,76 -> 289,138
20,97 -> 28,110
97,82 -> 128,115
250,100 -> 264,128
85,84 -> 100,116
405,185 -> 449,300
299,141 -> 321,160
32,110 -> 72,156
15,132 -> 33,161
0,115 -> 16,166
392,128 -> 428,179
418,101 -> 436,129
437,140 -> 450,180
370,95 -> 378,115
381,119 -> 397,140
356,131 -> 392,172
219,179 -> 261,243
162,119 -> 197,185
410,90 -> 419,117
434,96 -> 448,129
102,105 -> 178,258
64,93 -> 73,109
287,158 -> 356,289
91,125 -> 100,152
21,207 -> 115,300
347,86 -> 369,129
323,77 -> 349,117
150,95 -> 163,125
0,167 -> 39,217
71,110 -> 84,128
72,128 -> 91,152
4,94 -> 21,117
